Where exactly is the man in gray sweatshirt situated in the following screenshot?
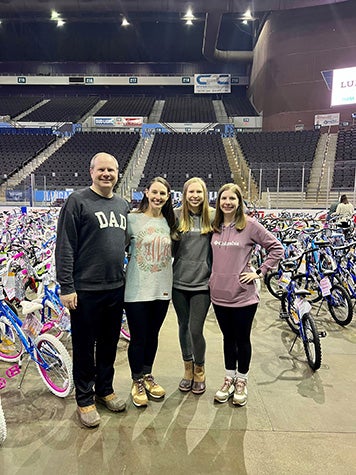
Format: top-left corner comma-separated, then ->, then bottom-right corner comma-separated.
55,152 -> 129,428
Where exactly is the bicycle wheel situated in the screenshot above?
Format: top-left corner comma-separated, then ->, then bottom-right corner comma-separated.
0,397 -> 6,445
301,313 -> 322,371
0,318 -> 23,362
337,272 -> 356,299
326,284 -> 353,326
120,313 -> 130,342
293,273 -> 322,303
265,271 -> 284,300
35,333 -> 73,398
280,292 -> 300,335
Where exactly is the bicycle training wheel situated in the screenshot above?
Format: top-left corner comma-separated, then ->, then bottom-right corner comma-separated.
301,313 -> 322,371
326,284 -> 353,326
35,333 -> 73,398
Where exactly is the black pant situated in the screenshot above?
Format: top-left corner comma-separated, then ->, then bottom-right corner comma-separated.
213,303 -> 258,374
125,300 -> 169,380
70,286 -> 124,407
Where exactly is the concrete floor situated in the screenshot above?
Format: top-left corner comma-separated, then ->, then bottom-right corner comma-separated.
1,285 -> 356,475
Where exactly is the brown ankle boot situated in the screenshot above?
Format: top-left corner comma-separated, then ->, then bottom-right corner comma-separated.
192,364 -> 206,394
178,360 -> 194,392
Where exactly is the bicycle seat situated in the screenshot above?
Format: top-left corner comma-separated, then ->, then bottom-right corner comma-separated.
283,238 -> 298,245
314,240 -> 330,247
280,259 -> 299,271
20,300 -> 43,316
295,289 -> 311,297
322,270 -> 334,277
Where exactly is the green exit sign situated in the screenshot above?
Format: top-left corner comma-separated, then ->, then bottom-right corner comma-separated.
17,77 -> 26,84
129,77 -> 138,84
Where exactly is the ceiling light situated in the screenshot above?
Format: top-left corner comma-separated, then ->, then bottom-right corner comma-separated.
242,20 -> 248,25
122,17 -> 130,26
51,10 -> 60,21
57,19 -> 65,27
183,7 -> 195,21
185,19 -> 193,25
242,8 -> 253,20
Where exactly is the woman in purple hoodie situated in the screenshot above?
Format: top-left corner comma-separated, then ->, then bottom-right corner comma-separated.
210,183 -> 283,406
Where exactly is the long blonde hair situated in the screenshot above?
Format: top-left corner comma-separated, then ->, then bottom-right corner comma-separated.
178,177 -> 213,234
212,183 -> 247,232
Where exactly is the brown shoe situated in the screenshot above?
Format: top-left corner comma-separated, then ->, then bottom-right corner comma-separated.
143,374 -> 165,399
192,364 -> 206,395
96,393 -> 126,412
178,361 -> 194,392
77,405 -> 100,428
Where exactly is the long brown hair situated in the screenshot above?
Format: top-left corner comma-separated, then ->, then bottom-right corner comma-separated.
178,177 -> 213,234
212,183 -> 247,233
136,176 -> 177,235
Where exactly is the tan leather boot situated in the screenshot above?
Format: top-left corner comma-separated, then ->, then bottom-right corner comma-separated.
178,360 -> 194,392
192,364 -> 206,394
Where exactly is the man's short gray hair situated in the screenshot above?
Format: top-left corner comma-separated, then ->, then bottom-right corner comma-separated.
90,152 -> 119,170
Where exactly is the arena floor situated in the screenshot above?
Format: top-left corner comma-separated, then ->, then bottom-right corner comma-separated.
1,284 -> 356,475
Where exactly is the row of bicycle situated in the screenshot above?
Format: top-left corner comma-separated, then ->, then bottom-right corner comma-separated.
262,217 -> 356,372
0,208 -> 73,444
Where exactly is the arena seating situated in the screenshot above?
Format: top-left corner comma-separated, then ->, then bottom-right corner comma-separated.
94,96 -> 156,117
138,133 -> 231,190
222,95 -> 258,117
160,97 -> 217,123
332,128 -> 356,190
236,130 -> 320,192
18,96 -> 99,123
0,96 -> 44,119
0,133 -> 55,178
15,131 -> 140,189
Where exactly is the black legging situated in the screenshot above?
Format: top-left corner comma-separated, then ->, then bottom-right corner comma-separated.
125,300 -> 169,380
172,288 -> 210,365
213,303 -> 258,374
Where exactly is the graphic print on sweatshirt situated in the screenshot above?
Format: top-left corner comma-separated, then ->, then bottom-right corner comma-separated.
94,210 -> 127,230
135,226 -> 171,272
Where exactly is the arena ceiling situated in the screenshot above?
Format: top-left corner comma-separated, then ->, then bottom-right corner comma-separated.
0,0 -> 351,64
0,0 -> 350,19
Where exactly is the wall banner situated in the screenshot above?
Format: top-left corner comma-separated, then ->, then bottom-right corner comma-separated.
314,113 -> 340,126
94,117 -> 143,127
194,74 -> 231,94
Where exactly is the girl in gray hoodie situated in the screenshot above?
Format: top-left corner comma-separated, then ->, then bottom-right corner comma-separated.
172,177 -> 215,395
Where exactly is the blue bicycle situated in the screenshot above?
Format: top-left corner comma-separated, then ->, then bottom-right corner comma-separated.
0,278 -> 73,398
